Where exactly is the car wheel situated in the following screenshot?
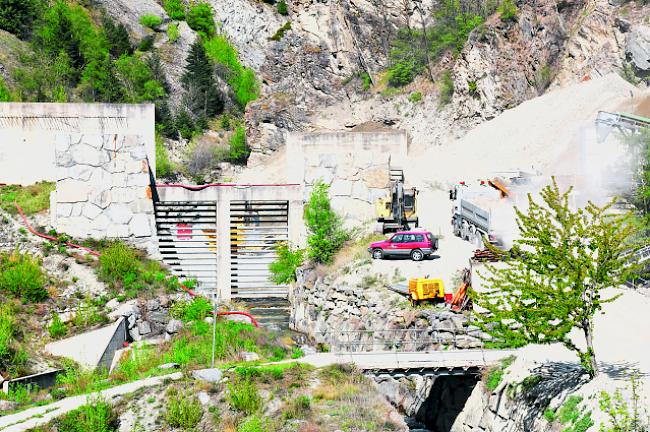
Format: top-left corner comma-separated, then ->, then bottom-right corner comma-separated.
372,248 -> 384,260
410,249 -> 424,261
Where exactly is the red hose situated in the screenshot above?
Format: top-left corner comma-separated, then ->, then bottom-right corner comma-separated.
156,183 -> 300,191
13,203 -> 259,328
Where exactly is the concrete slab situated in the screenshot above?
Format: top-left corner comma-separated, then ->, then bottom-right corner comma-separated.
45,318 -> 126,370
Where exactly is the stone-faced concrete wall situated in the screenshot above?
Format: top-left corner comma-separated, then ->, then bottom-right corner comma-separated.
286,131 -> 409,223
54,134 -> 155,240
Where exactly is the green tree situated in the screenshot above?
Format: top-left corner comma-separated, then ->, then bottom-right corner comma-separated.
304,182 -> 349,264
103,14 -> 132,58
498,0 -> 518,22
115,54 -> 166,103
472,180 -> 638,378
229,125 -> 249,162
625,129 -> 650,235
80,55 -> 124,102
186,2 -> 215,37
277,0 -> 288,15
182,39 -> 223,119
0,76 -> 12,101
0,0 -> 43,39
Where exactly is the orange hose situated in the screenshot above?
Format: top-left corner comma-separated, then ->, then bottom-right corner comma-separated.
13,202 -> 259,328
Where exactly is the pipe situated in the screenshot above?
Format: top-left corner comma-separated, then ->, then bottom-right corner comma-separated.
13,203 -> 259,328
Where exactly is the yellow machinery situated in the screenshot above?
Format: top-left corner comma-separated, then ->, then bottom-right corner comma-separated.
376,168 -> 419,234
408,278 -> 445,306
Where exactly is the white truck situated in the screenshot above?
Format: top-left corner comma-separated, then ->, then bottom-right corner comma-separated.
449,171 -> 531,249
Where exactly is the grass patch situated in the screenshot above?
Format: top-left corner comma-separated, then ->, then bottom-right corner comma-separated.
0,250 -> 48,302
228,378 -> 262,415
269,21 -> 291,41
140,14 -> 163,30
165,388 -> 203,430
438,70 -> 454,107
54,398 -> 118,432
408,91 -> 423,103
167,22 -> 180,43
0,182 -> 55,215
48,313 -> 67,339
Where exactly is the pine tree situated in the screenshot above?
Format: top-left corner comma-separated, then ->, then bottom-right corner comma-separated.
472,179 -> 640,378
0,0 -> 43,39
103,14 -> 132,58
182,40 -> 223,119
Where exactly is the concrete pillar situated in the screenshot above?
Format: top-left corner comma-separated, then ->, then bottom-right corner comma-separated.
216,197 -> 232,301
289,199 -> 306,248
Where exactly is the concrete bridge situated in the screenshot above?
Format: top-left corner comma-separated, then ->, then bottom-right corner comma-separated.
283,349 -> 515,378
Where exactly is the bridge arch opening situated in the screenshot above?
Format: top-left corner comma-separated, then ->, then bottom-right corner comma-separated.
413,374 -> 479,431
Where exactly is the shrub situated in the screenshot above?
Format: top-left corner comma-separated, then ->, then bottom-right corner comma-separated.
283,395 -> 311,419
229,126 -> 250,162
169,297 -> 213,322
164,0 -> 186,20
186,2 -> 215,37
269,243 -> 304,284
239,415 -> 269,432
277,0 -> 288,15
56,398 -> 118,432
228,378 -> 262,415
0,76 -> 12,101
167,22 -> 180,43
485,367 -> 504,391
203,35 -> 259,107
304,182 -> 349,264
137,35 -> 155,51
498,0 -> 518,22
103,15 -> 132,58
0,304 -> 16,363
140,14 -> 163,29
49,313 -> 67,339
98,242 -> 139,284
0,251 -> 48,302
269,21 -> 291,41
114,54 -> 166,102
558,395 -> 583,424
165,391 -> 203,429
438,70 -> 454,107
155,132 -> 174,178
408,91 -> 422,103
0,0 -> 44,39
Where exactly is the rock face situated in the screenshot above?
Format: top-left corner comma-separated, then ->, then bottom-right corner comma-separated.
627,25 -> 650,76
290,265 -> 483,352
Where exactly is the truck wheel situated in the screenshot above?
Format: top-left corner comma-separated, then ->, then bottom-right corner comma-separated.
410,249 -> 424,261
372,248 -> 384,260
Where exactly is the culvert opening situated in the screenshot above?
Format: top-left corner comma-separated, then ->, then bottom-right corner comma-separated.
415,374 -> 479,432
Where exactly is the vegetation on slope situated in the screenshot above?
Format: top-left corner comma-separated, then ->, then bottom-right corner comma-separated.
0,182 -> 55,215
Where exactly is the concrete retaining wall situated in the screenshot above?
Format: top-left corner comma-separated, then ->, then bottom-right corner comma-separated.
286,131 -> 408,223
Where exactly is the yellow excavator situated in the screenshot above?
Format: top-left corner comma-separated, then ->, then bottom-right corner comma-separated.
375,167 -> 419,234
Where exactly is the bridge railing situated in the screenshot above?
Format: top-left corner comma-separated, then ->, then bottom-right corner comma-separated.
311,327 -> 474,353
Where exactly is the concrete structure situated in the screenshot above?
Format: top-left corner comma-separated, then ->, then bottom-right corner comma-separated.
286,131 -> 409,222
2,369 -> 62,395
156,184 -> 304,300
44,318 -> 127,370
0,103 -> 157,248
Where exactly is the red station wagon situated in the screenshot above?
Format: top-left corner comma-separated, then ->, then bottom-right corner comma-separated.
368,231 -> 438,261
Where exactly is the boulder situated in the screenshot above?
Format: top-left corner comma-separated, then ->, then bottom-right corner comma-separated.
158,363 -> 180,370
191,368 -> 223,383
105,298 -> 120,312
108,301 -> 139,320
146,299 -> 161,311
626,25 -> 650,73
137,321 -> 152,336
240,352 -> 260,362
166,319 -> 183,334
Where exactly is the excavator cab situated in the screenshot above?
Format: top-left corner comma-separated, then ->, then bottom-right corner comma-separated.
375,167 -> 419,234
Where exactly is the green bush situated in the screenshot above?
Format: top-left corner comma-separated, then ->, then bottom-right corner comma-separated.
98,242 -> 139,284
439,70 -> 454,107
228,378 -> 262,415
304,182 -> 349,264
156,132 -> 174,178
49,313 -> 67,339
204,35 -> 259,108
558,395 -> 583,424
167,22 -> 180,43
269,243 -> 304,284
164,0 -> 186,20
229,126 -> 250,162
137,34 -> 155,51
485,367 -> 504,391
238,415 -> 269,432
55,398 -> 118,432
169,297 -> 213,322
0,76 -> 12,101
140,14 -> 163,29
186,2 -> 215,37
165,392 -> 203,429
283,395 -> 311,419
114,54 -> 166,102
0,304 -> 16,363
408,91 -> 422,103
0,0 -> 44,39
0,251 -> 48,302
277,0 -> 288,15
498,0 -> 518,22
269,21 -> 291,41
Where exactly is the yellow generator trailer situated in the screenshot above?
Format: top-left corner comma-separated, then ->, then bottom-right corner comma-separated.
408,278 -> 445,306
